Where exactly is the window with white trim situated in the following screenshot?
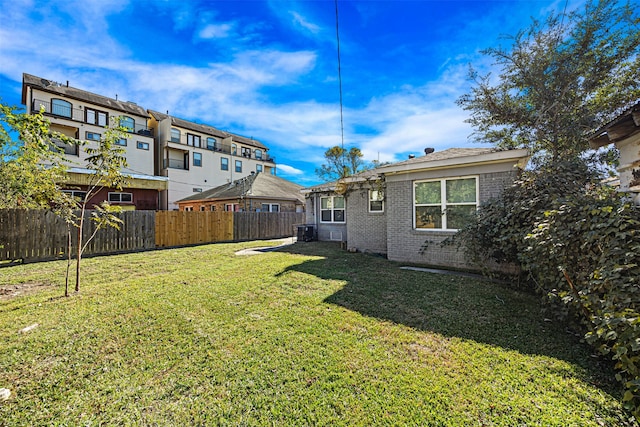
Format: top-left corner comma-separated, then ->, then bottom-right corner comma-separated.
320,196 -> 345,223
108,192 -> 133,203
414,176 -> 478,230
261,203 -> 280,212
225,203 -> 240,212
369,190 -> 384,212
62,190 -> 87,201
184,206 -> 193,212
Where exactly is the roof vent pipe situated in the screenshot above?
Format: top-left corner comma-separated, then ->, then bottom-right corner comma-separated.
408,154 -> 415,159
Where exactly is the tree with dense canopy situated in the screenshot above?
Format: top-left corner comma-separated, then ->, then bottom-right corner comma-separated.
457,0 -> 639,165
315,146 -> 365,182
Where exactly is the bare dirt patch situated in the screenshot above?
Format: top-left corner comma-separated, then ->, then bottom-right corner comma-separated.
0,283 -> 56,301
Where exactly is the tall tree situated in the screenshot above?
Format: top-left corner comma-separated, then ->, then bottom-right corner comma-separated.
316,146 -> 365,182
457,0 -> 640,165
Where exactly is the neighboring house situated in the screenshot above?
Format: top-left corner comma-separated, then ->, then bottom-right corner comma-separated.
148,110 -> 276,210
176,172 -> 304,213
589,102 -> 640,205
303,148 -> 529,270
21,73 -> 168,210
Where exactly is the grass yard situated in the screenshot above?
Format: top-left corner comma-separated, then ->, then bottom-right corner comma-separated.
0,240 -> 635,426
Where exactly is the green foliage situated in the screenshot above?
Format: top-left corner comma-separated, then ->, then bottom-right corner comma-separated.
316,146 -> 365,182
457,0 -> 640,165
0,103 -> 73,209
455,160 -> 640,417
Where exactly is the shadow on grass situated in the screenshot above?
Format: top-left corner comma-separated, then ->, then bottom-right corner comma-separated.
275,241 -> 619,394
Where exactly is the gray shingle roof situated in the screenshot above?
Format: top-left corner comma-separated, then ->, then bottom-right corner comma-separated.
378,148 -> 497,170
22,73 -> 149,118
177,172 -> 303,203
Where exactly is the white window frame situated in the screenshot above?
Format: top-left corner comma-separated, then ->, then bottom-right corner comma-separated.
225,203 -> 240,212
184,206 -> 193,212
320,196 -> 345,223
108,192 -> 133,203
261,203 -> 280,212
413,176 -> 479,231
369,190 -> 384,213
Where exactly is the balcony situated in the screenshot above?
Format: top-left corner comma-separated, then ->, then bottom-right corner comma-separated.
50,138 -> 79,156
164,158 -> 189,170
32,99 -> 154,136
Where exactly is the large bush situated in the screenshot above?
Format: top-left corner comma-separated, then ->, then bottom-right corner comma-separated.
457,161 -> 640,416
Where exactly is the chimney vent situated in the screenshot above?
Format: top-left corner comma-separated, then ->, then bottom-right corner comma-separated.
424,147 -> 435,155
408,154 -> 416,159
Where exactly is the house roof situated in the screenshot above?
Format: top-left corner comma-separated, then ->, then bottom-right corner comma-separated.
588,101 -> 640,148
148,109 -> 268,150
302,148 -> 529,193
22,73 -> 149,119
177,172 -> 304,204
377,147 -> 529,175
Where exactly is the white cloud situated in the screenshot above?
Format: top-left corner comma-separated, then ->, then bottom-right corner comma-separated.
290,11 -> 321,34
199,23 -> 234,39
276,164 -> 304,175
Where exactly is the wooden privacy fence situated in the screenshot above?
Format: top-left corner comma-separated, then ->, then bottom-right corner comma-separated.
0,209 -> 155,263
0,210 -> 305,263
234,212 -> 305,242
155,211 -> 234,247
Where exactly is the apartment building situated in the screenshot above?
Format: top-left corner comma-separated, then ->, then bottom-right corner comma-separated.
21,73 -> 168,210
148,110 -> 276,210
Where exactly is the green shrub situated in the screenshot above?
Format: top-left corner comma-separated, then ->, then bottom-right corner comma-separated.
456,160 -> 640,417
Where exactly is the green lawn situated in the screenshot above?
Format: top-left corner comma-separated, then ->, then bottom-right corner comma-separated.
0,241 -> 635,426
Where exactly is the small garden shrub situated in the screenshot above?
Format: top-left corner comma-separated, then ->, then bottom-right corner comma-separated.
456,160 -> 640,417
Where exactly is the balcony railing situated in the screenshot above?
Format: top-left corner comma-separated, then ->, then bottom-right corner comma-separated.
32,99 -> 153,136
166,138 -> 275,163
164,158 -> 189,170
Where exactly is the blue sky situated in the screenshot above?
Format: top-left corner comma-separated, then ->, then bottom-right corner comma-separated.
0,0 -> 581,186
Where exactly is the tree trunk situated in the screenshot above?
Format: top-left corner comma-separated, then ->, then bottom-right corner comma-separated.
75,214 -> 83,293
65,226 -> 71,297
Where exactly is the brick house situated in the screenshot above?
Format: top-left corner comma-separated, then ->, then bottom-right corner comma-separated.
176,172 -> 304,213
303,148 -> 529,270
